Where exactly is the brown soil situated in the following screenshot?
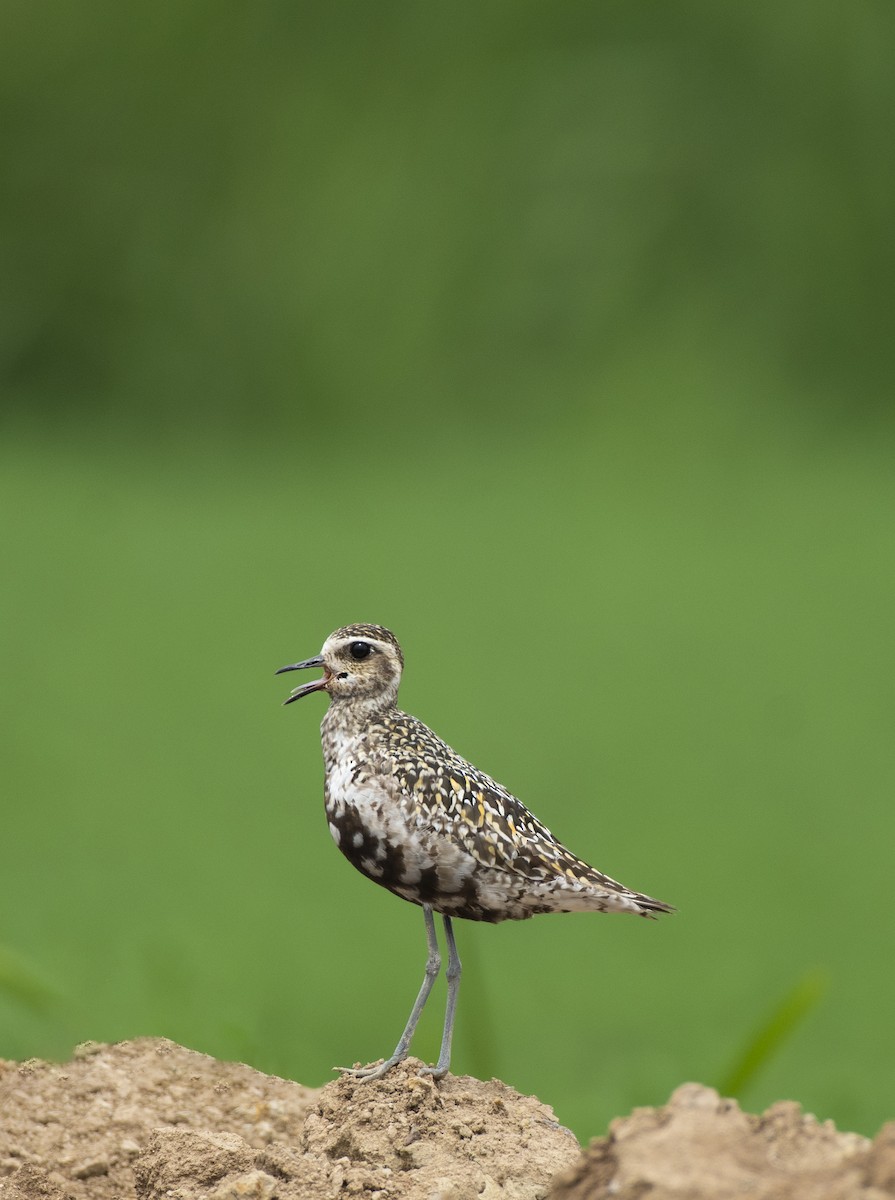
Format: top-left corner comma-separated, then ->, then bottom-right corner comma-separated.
552,1083 -> 895,1200
0,1039 -> 892,1200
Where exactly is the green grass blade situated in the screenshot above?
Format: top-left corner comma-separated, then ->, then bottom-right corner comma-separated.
719,969 -> 829,1098
0,945 -> 58,1014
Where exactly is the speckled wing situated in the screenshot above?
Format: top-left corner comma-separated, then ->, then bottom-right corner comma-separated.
379,714 -> 626,894
438,764 -> 625,892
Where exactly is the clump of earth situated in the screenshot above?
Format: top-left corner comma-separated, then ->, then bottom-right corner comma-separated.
1,1038 -> 893,1199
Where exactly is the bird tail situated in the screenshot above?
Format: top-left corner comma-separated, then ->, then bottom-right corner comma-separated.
631,891 -> 676,919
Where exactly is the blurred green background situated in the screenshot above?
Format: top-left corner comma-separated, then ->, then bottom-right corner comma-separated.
2,0 -> 893,1144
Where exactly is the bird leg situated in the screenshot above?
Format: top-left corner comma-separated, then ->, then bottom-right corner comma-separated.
418,914 -> 461,1080
337,904 -> 442,1081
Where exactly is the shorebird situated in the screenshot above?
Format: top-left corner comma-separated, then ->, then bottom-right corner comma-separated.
277,623 -> 672,1081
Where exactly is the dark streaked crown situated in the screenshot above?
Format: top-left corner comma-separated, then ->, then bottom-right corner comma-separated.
329,624 -> 404,670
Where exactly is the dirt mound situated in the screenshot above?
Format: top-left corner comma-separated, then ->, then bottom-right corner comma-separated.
551,1082 -> 895,1200
0,1039 -> 317,1200
2,1040 -> 894,1199
0,1039 -> 578,1199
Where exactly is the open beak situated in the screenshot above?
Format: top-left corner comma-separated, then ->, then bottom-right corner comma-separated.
275,654 -> 329,704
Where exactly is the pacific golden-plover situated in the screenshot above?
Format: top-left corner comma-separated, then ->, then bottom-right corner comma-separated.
277,623 -> 673,1081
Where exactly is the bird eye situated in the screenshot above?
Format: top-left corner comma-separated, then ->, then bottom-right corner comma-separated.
349,641 -> 372,660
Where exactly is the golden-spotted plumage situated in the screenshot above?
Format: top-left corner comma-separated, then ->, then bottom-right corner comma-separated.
277,623 -> 672,1079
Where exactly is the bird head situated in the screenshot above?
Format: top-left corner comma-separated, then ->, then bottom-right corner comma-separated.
277,624 -> 404,708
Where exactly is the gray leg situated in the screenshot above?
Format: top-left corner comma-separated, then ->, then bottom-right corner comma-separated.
338,904 -> 441,1082
419,914 -> 461,1080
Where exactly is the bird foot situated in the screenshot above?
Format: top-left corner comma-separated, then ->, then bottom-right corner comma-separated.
416,1063 -> 448,1080
334,1055 -> 406,1082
